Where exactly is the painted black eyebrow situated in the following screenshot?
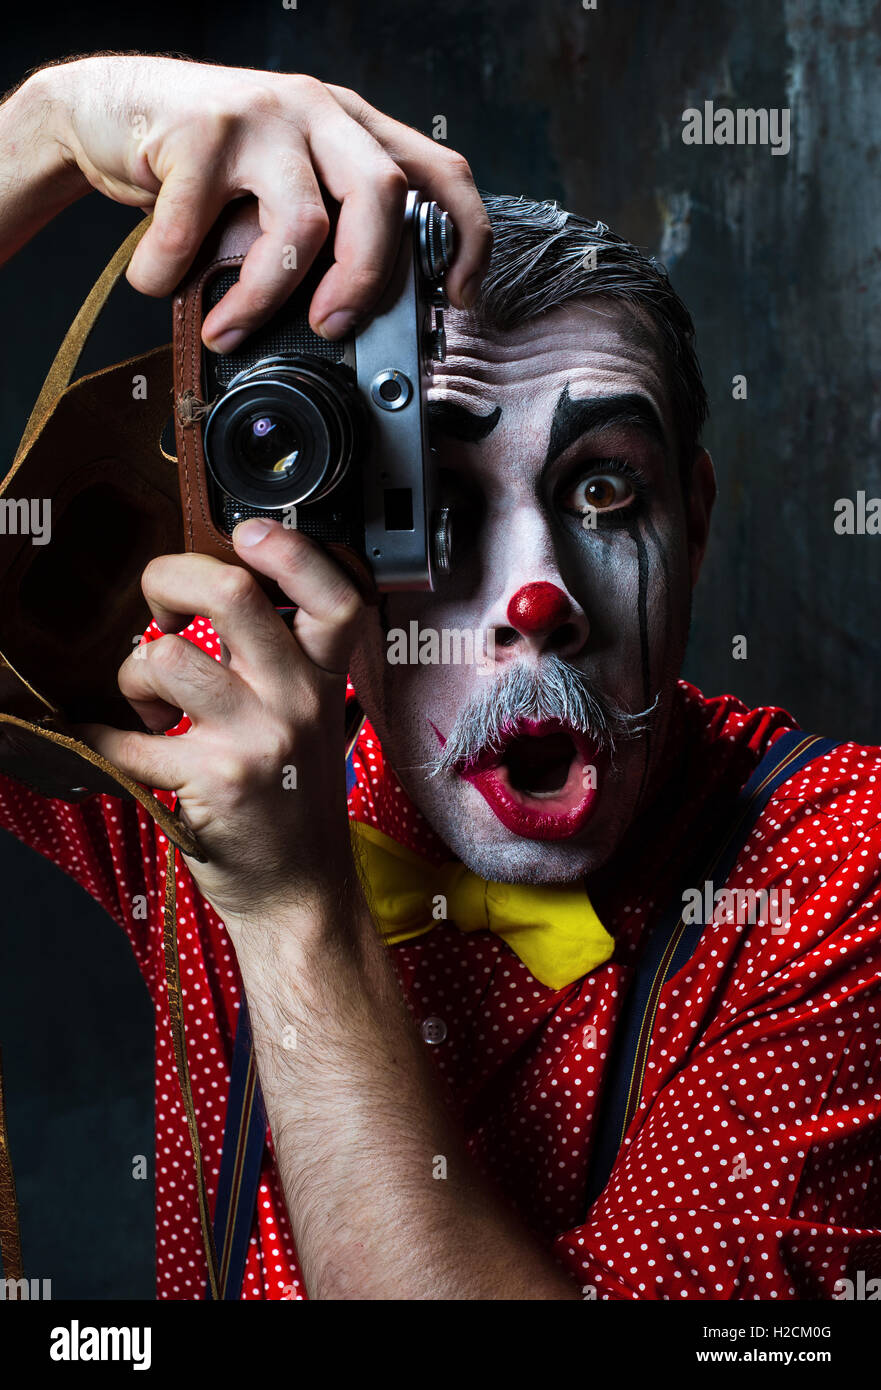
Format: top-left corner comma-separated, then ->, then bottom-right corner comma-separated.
426,400 -> 502,443
545,386 -> 669,469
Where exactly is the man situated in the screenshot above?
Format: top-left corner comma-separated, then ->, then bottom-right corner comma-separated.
1,53 -> 879,1301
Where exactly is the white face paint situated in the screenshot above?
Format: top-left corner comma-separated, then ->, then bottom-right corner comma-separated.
349,297 -> 711,884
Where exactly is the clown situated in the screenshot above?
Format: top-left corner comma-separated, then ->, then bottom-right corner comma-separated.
1,54 -> 879,1302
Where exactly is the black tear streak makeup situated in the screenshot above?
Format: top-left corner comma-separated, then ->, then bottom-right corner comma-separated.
643,513 -> 672,657
627,516 -> 653,809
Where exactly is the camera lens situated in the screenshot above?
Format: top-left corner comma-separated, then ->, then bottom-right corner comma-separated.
233,409 -> 307,485
204,358 -> 360,511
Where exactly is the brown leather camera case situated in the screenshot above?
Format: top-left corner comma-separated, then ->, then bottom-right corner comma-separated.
0,215 -> 203,857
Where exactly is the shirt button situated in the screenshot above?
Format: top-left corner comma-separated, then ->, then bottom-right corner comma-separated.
421,1016 -> 447,1045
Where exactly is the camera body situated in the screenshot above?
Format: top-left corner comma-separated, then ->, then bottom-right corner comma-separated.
191,191 -> 454,594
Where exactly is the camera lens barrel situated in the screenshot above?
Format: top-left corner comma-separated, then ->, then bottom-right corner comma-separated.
204,357 -> 361,512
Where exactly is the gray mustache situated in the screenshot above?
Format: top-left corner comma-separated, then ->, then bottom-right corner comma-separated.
428,655 -> 657,777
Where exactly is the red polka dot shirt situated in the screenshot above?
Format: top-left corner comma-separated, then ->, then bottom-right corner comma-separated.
1,613 -> 880,1300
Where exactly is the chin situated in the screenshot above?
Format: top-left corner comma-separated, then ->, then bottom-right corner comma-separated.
447,833 -> 612,886
414,777 -> 623,885
393,720 -> 645,884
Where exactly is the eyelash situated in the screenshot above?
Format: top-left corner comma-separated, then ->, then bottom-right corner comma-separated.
558,457 -> 649,526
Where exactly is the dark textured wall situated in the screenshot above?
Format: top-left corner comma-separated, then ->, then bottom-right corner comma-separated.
1,0 -> 879,1294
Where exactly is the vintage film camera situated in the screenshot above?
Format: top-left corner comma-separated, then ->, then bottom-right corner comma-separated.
180,191 -> 455,595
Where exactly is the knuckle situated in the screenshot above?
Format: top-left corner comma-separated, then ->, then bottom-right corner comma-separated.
237,279 -> 280,320
374,159 -> 408,202
241,82 -> 285,122
327,578 -> 363,627
214,566 -> 257,612
338,593 -> 364,628
118,730 -> 150,769
441,149 -> 475,184
141,555 -> 171,596
149,634 -> 189,673
185,103 -> 239,150
327,83 -> 368,119
294,199 -> 331,245
277,539 -> 313,587
260,715 -> 296,768
327,83 -> 358,109
213,753 -> 249,789
339,263 -> 384,304
287,73 -> 331,110
472,214 -> 494,265
151,212 -> 195,262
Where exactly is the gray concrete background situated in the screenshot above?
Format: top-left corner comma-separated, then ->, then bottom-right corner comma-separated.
1,0 -> 878,1295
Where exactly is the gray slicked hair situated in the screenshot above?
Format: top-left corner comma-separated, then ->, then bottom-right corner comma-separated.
470,193 -> 708,484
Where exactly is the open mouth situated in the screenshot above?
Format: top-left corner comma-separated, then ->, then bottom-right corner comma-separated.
451,718 -> 603,841
503,729 -> 579,796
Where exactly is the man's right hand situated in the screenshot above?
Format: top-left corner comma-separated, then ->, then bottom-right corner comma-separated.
0,54 -> 492,349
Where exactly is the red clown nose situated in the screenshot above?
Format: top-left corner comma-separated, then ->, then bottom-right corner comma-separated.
506,582 -> 572,633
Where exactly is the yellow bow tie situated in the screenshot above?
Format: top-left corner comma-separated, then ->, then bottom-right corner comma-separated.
350,820 -> 614,991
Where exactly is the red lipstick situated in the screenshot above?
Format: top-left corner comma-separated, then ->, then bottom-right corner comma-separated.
439,717 -> 603,841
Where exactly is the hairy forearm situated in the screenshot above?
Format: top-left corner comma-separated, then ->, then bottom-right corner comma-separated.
0,67 -> 91,265
228,879 -> 581,1301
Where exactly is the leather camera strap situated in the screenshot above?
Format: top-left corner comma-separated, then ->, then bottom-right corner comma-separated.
0,214 -> 219,1296
162,836 -> 221,1299
0,1044 -> 23,1281
13,214 -> 155,469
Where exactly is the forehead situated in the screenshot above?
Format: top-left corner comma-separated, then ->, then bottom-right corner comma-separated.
428,297 -> 673,443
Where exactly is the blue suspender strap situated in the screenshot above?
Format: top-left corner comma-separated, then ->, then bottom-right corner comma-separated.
584,730 -> 840,1212
208,703 -> 366,1299
210,1000 -> 267,1300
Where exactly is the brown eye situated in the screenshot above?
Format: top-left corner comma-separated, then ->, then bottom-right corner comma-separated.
585,478 -> 618,508
563,472 -> 636,517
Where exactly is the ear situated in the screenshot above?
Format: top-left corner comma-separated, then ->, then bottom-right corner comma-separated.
686,447 -> 716,588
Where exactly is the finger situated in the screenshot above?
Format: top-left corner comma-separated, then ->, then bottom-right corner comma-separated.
75,722 -> 187,793
324,86 -> 493,309
299,106 -> 410,336
139,552 -> 299,688
124,683 -> 183,734
232,519 -> 362,675
200,157 -> 331,353
119,633 -> 244,728
126,162 -> 230,298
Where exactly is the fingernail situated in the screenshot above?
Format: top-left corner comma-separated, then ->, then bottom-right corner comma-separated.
233,518 -> 274,546
314,310 -> 356,340
205,327 -> 246,354
459,275 -> 482,309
